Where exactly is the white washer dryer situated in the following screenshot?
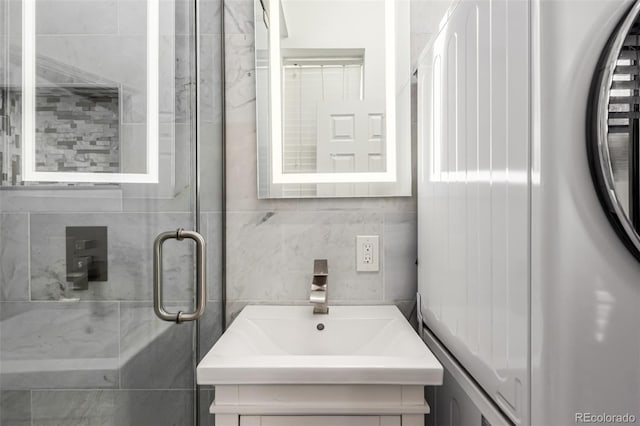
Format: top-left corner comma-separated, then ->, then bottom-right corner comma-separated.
417,1 -> 640,425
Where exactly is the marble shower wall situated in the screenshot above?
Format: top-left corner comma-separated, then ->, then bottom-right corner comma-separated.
0,1 -> 224,425
223,0 -> 419,323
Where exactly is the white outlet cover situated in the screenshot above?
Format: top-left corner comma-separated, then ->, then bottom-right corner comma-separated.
356,235 -> 380,272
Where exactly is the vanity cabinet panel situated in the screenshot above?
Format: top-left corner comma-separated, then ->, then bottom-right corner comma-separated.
211,384 -> 428,426
240,416 -> 401,426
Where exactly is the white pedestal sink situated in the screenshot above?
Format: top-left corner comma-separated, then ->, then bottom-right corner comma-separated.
197,305 -> 443,426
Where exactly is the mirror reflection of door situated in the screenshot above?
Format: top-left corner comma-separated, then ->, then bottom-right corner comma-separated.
254,0 -> 412,199
277,0 -> 388,198
316,101 -> 385,197
281,54 -> 369,197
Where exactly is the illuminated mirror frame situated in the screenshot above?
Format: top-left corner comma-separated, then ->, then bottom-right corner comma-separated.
268,0 -> 397,184
21,0 -> 159,183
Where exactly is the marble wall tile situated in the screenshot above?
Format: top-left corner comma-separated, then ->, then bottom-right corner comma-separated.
115,0 -> 148,36
225,33 -> 256,125
0,301 -> 119,389
159,34 -> 179,122
204,212 -> 223,301
119,302 -> 194,389
173,12 -> 223,130
293,195 -> 417,213
200,0 -> 223,35
34,34 -> 179,126
30,213 -> 195,301
199,122 -> 224,213
0,214 -> 30,301
174,34 -> 194,125
225,211 -> 287,301
0,36 -> 5,88
0,190 -> 124,213
31,390 -> 193,426
0,391 -> 31,426
174,0 -> 192,36
199,34 -> 224,125
117,0 -> 179,36
225,120 -> 299,212
120,124 -> 151,174
121,123 -> 195,212
36,1 -> 118,35
226,211 -> 385,303
36,36 -> 147,89
4,1 -> 21,38
224,0 -> 255,35
113,390 -> 193,426
281,211 -> 385,302
383,212 -> 418,302
171,32 -> 222,131
224,32 -> 301,212
121,90 -> 146,125
33,390 -> 114,426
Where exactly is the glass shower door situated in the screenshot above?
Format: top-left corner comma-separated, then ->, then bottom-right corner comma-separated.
0,0 -> 222,425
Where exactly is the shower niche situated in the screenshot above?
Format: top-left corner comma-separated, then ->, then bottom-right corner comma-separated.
0,85 -> 121,186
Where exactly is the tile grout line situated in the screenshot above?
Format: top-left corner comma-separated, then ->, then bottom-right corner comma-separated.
29,389 -> 33,426
78,389 -> 195,392
27,212 -> 31,303
117,301 -> 121,391
381,214 -> 387,302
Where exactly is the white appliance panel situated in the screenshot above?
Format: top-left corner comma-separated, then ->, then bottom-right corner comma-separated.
531,1 -> 640,424
417,1 -> 530,424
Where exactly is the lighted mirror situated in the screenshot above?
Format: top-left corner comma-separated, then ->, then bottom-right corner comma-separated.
18,0 -> 159,184
255,0 -> 411,198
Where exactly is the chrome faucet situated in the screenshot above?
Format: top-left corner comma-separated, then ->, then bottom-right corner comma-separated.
310,259 -> 329,314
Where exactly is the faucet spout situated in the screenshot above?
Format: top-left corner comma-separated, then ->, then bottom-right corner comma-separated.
310,259 -> 329,314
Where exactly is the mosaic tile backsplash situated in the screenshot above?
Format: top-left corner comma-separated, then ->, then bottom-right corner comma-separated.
0,86 -> 120,186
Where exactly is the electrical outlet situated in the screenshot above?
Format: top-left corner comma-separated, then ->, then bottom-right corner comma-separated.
356,235 -> 379,272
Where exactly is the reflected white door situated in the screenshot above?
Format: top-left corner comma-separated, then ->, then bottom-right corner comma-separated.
316,100 -> 385,196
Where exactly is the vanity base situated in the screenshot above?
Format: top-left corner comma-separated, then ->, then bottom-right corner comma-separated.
212,384 -> 428,426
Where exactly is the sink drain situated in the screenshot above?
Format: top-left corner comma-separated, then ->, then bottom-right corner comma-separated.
316,323 -> 325,331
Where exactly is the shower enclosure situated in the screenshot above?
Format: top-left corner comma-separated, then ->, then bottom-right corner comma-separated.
0,0 -> 223,424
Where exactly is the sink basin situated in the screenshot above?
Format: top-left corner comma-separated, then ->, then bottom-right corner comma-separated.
197,305 -> 443,385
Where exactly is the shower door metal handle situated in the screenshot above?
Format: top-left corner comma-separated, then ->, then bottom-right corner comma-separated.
153,228 -> 206,323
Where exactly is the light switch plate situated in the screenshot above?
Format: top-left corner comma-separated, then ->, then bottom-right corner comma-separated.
356,235 -> 379,272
